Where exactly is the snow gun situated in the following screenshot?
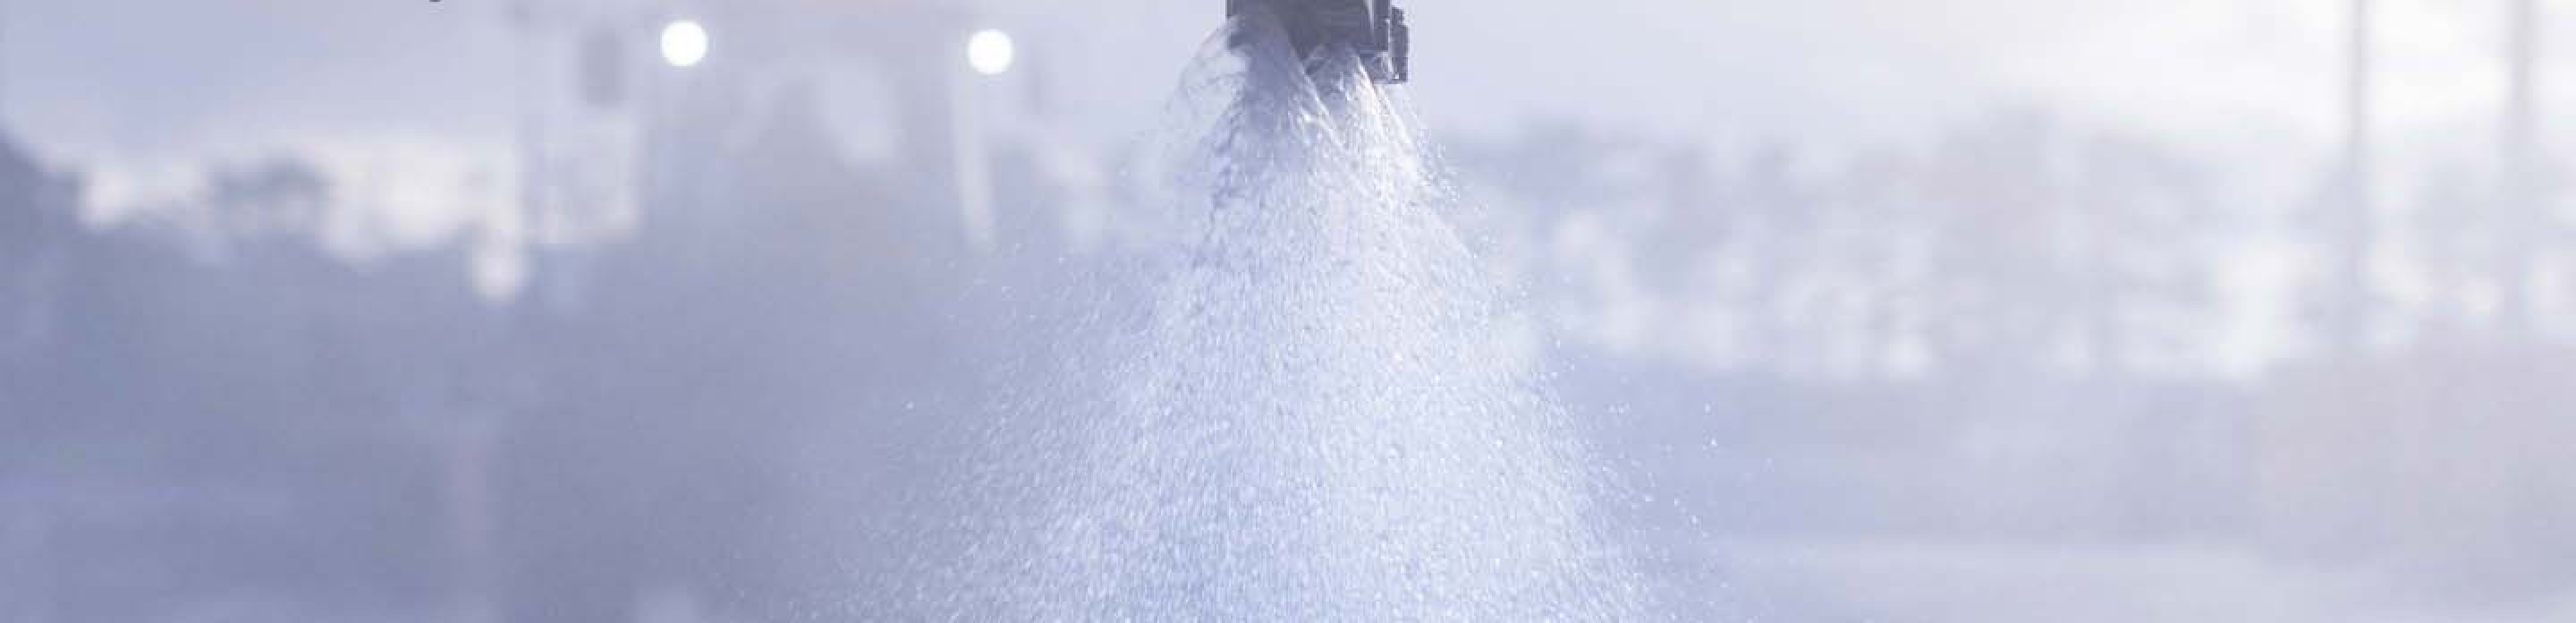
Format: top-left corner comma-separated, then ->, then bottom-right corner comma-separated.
1228,0 -> 1410,83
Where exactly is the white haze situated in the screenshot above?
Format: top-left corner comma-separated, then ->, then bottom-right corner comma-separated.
4,1 -> 2576,621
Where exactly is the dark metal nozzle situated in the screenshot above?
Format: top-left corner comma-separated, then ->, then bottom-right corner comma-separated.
1227,0 -> 1411,84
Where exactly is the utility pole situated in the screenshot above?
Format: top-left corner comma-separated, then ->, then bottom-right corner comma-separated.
1,0 -> 10,124
2499,0 -> 2540,336
1,0 -> 12,122
2325,0 -> 2377,355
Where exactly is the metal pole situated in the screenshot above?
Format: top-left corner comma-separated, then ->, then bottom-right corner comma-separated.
2500,0 -> 2538,334
2328,0 -> 2377,354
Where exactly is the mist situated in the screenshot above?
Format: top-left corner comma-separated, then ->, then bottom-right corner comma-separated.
4,1 -> 2574,621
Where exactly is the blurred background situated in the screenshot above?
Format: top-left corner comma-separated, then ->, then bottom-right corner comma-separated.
5,0 -> 2576,620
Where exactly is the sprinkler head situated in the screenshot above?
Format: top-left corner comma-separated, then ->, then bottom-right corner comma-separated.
1228,0 -> 1410,84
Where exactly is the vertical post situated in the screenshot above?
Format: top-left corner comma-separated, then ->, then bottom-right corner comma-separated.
884,8 -> 994,256
2348,0 -> 2373,190
0,0 -> 13,124
2500,0 -> 2538,335
2326,0 -> 2377,354
0,0 -> 11,124
953,67 -> 996,255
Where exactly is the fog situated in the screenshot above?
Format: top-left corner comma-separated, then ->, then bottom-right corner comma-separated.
4,0 -> 2575,621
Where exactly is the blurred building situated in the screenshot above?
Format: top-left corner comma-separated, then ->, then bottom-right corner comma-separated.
1,0 -> 1109,620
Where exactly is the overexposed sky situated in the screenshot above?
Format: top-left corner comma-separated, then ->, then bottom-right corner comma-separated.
0,0 -> 2560,371
974,0 -> 2534,154
4,1 -> 2543,151
0,1 -> 2555,254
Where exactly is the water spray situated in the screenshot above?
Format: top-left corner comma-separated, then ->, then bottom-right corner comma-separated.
890,2 -> 1651,619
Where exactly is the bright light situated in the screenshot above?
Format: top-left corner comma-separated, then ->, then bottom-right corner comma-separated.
661,20 -> 708,68
967,30 -> 1015,76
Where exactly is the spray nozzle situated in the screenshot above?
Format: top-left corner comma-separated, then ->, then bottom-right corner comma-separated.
1228,0 -> 1411,84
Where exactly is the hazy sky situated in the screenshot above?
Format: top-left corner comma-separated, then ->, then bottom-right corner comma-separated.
0,0 -> 2562,374
978,0 -> 2531,159
3,1 -> 2542,156
0,0 -> 2554,253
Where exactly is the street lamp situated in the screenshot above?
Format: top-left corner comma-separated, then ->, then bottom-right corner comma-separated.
660,20 -> 708,68
967,29 -> 1014,76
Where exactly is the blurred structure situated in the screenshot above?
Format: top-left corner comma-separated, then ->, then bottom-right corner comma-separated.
0,0 -> 1106,621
